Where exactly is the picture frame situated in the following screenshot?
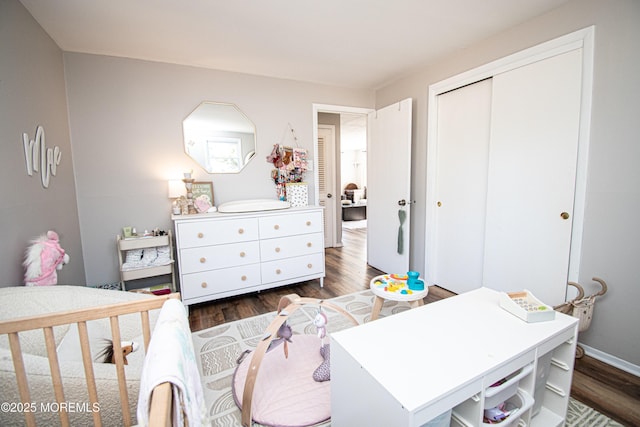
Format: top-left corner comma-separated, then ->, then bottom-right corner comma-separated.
191,181 -> 214,205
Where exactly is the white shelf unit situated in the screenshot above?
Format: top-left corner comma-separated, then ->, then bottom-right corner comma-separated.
330,287 -> 578,427
172,206 -> 325,306
116,232 -> 176,292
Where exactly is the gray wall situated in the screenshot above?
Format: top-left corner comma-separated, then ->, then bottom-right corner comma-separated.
0,0 -> 85,287
375,0 -> 640,367
63,53 -> 372,287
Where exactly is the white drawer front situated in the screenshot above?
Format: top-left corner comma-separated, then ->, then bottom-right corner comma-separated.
261,252 -> 324,284
260,233 -> 324,262
181,264 -> 261,300
177,218 -> 258,248
259,211 -> 323,239
180,241 -> 260,273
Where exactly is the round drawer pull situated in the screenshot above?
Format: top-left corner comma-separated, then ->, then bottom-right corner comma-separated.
276,269 -> 282,275
275,247 -> 281,253
307,263 -> 313,269
241,275 -> 247,281
240,251 -> 246,257
197,232 -> 204,238
274,224 -> 280,230
199,257 -> 206,263
307,242 -> 312,247
238,228 -> 244,234
306,221 -> 311,226
201,282 -> 207,288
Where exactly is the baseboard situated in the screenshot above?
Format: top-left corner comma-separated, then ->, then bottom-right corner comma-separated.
581,343 -> 640,377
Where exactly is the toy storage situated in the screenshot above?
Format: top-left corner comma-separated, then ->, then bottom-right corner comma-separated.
331,287 -> 578,427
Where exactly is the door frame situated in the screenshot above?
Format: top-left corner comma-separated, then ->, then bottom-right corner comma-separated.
312,104 -> 374,247
425,26 -> 594,287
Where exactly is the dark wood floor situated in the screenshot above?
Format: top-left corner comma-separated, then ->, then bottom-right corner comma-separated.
189,227 -> 639,426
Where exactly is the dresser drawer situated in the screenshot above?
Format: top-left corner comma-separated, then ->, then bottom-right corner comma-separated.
177,218 -> 258,248
260,233 -> 324,262
259,211 -> 323,239
181,264 -> 261,300
180,241 -> 260,273
261,252 -> 324,284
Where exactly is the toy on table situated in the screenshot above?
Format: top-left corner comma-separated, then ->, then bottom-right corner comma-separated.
373,271 -> 426,294
23,230 -> 70,286
407,270 -> 425,291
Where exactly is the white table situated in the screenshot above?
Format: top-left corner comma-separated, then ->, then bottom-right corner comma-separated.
331,287 -> 578,427
369,274 -> 429,320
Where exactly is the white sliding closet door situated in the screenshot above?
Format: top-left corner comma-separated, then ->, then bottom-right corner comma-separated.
483,49 -> 583,305
432,79 -> 492,294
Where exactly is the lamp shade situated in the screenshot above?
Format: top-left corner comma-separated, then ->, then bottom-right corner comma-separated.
168,180 -> 184,198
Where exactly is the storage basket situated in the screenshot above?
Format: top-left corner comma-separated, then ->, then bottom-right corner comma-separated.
286,182 -> 308,207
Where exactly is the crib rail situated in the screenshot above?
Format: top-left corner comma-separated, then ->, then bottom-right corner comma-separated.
0,292 -> 181,427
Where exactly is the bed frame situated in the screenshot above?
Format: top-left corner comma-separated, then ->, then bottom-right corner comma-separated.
0,292 -> 180,427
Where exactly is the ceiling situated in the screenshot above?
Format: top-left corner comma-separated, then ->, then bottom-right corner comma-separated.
20,0 -> 571,90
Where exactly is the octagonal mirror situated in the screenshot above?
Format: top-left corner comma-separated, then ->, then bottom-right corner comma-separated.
182,102 -> 256,173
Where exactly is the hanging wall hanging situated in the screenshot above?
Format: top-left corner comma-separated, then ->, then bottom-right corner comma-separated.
266,123 -> 309,201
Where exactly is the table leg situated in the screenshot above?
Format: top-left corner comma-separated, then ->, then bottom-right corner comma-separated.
409,298 -> 425,309
371,296 -> 384,321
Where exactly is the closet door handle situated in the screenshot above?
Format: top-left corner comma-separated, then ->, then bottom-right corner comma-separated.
560,212 -> 570,220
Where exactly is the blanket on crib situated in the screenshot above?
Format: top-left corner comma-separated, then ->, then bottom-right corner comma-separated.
137,299 -> 207,426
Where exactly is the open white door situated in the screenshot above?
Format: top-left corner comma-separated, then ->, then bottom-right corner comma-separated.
318,125 -> 336,247
367,98 -> 412,273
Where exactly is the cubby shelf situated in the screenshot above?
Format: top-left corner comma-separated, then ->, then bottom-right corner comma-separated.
116,232 -> 176,292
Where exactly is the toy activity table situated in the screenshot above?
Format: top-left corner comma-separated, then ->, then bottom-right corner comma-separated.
369,274 -> 429,320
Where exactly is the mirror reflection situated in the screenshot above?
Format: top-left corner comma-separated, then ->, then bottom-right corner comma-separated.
183,102 -> 256,173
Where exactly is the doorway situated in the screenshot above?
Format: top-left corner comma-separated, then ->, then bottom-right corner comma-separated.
339,113 -> 368,234
313,104 -> 373,249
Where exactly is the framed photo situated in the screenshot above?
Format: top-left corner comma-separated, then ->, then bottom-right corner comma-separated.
192,181 -> 214,205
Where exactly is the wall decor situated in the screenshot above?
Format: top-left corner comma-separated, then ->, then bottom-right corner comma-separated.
23,125 -> 62,189
191,181 -> 214,213
266,124 -> 309,201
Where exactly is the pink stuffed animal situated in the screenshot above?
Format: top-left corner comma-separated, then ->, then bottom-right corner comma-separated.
23,230 -> 70,286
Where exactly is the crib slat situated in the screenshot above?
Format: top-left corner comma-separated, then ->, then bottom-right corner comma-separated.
78,321 -> 103,427
140,310 -> 151,352
8,333 -> 36,427
43,326 -> 70,427
149,382 -> 173,427
110,316 -> 131,427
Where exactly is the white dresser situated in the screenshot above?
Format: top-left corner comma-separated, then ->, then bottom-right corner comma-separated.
172,206 -> 325,306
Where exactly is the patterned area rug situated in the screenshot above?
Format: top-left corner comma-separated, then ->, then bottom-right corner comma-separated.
191,290 -> 621,426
